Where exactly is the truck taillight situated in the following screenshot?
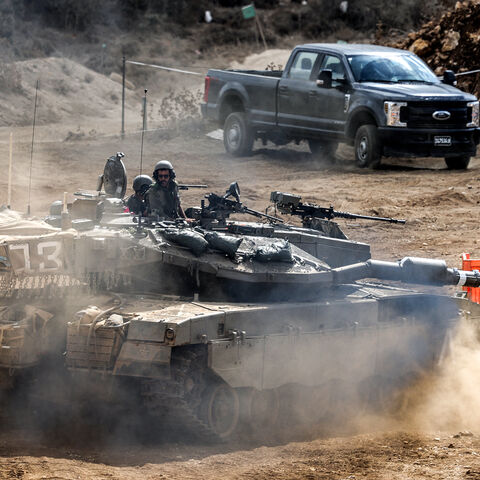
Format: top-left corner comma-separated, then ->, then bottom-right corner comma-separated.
203,76 -> 211,103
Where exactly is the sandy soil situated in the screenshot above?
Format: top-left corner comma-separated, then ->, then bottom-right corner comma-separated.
2,51 -> 480,478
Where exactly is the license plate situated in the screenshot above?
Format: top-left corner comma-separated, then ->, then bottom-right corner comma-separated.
434,136 -> 452,146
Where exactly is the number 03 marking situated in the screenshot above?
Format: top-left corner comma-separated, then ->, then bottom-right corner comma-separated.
10,240 -> 62,273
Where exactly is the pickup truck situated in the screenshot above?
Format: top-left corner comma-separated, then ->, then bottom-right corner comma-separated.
201,43 -> 480,169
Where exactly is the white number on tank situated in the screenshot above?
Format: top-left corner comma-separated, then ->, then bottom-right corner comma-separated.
37,241 -> 62,272
9,243 -> 32,272
9,240 -> 62,273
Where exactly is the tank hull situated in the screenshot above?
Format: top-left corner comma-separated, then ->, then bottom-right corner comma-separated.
64,286 -> 458,439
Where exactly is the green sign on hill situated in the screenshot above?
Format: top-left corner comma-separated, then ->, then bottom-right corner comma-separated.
242,4 -> 256,19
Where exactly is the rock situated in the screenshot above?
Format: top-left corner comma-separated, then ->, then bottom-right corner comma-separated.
409,38 -> 430,56
441,30 -> 460,52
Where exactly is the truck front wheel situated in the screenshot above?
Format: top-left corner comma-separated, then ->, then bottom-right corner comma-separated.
354,124 -> 381,168
223,112 -> 254,157
445,155 -> 470,169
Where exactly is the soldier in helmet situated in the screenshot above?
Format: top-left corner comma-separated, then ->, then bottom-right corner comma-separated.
145,160 -> 187,220
126,174 -> 153,215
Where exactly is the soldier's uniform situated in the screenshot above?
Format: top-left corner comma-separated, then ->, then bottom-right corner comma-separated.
126,194 -> 146,215
126,174 -> 153,216
145,181 -> 182,219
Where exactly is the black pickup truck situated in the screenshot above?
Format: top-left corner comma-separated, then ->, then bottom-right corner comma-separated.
201,43 -> 480,169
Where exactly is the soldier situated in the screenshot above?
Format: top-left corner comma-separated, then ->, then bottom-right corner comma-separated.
145,160 -> 187,220
126,174 -> 153,215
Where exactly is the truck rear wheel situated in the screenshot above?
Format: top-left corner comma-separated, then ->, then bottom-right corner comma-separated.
223,112 -> 254,157
308,139 -> 337,163
445,155 -> 470,169
354,124 -> 381,168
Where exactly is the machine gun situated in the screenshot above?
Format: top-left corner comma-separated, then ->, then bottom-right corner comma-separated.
270,191 -> 406,225
189,182 -> 284,227
178,184 -> 208,191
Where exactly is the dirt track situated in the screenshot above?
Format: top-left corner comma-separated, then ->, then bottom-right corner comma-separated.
1,119 -> 480,478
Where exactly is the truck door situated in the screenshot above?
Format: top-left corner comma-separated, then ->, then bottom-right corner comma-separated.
277,50 -> 321,130
313,54 -> 349,132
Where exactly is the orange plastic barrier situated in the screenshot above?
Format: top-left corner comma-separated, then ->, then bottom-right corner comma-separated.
461,253 -> 480,303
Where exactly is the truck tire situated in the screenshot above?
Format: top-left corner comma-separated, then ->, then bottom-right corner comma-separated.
223,112 -> 254,157
308,140 -> 337,163
354,124 -> 381,168
445,155 -> 470,169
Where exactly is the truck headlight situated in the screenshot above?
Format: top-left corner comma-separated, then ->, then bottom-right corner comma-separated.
467,101 -> 479,127
384,101 -> 407,127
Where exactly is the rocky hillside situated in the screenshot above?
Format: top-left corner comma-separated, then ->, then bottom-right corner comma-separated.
388,0 -> 480,97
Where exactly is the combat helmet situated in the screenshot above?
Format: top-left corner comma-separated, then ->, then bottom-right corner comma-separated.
153,160 -> 176,180
132,174 -> 153,194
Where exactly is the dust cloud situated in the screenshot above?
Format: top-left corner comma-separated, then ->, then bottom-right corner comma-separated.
407,318 -> 480,433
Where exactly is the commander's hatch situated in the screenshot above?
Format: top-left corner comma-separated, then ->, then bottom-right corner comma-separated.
69,152 -> 128,225
74,152 -> 127,200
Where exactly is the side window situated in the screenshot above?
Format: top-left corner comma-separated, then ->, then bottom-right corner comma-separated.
288,51 -> 319,81
321,55 -> 346,84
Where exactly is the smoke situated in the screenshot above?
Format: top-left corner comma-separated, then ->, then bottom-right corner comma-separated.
405,318 -> 480,432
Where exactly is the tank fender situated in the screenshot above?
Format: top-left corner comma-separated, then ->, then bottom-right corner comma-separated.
113,341 -> 171,378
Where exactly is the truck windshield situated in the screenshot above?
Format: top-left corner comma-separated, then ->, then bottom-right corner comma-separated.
347,53 -> 439,84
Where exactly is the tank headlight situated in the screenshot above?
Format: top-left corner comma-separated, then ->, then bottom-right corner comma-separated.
467,101 -> 479,127
165,327 -> 175,341
384,101 -> 407,127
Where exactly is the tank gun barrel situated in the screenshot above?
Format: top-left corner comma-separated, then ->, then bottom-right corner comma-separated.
332,257 -> 480,287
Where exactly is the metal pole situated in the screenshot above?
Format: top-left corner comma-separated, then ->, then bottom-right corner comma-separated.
27,80 -> 39,216
7,132 -> 12,209
255,15 -> 268,50
121,56 -> 126,139
140,89 -> 147,175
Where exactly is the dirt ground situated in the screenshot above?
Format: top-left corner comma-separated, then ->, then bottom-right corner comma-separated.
2,43 -> 480,477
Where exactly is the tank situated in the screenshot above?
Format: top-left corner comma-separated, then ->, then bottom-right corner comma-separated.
2,155 -> 478,440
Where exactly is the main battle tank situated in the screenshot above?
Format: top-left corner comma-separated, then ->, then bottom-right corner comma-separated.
3,153 -> 479,440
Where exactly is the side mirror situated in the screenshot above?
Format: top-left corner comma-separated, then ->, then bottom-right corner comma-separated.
442,70 -> 457,86
317,69 -> 332,89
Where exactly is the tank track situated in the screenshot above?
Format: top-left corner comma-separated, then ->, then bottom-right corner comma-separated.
140,348 -> 220,442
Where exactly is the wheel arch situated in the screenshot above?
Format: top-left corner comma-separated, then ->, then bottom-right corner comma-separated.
218,85 -> 249,125
346,108 -> 379,141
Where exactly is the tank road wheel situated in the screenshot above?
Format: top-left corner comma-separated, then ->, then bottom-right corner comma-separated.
244,388 -> 280,434
223,112 -> 254,157
354,124 -> 381,168
308,139 -> 338,163
201,383 -> 240,439
445,155 -> 471,169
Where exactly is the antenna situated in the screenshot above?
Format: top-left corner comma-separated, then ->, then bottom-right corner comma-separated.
139,89 -> 147,175
27,79 -> 39,216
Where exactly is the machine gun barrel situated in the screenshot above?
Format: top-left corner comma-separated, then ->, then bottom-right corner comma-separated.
330,210 -> 406,224
178,184 -> 208,191
242,206 -> 284,223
